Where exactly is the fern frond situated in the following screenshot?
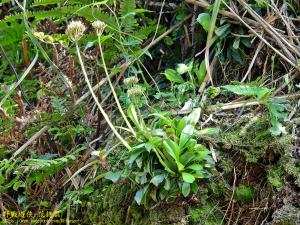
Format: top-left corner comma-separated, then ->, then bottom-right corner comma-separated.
1,0 -> 14,3
33,0 -> 93,6
120,0 -> 137,33
0,6 -> 117,29
134,25 -> 156,40
0,23 -> 24,46
18,155 -> 75,173
0,6 -> 118,46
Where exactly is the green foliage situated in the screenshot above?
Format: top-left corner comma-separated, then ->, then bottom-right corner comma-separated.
235,185 -> 256,204
163,60 -> 206,90
82,183 -> 187,225
164,69 -> 185,84
32,0 -> 93,6
197,12 -> 252,65
0,0 -> 154,50
106,107 -> 217,206
254,0 -> 270,9
267,165 -> 284,190
18,155 -> 75,182
120,0 -> 138,33
223,85 -> 272,100
221,114 -> 282,163
222,84 -> 289,136
188,202 -> 223,225
0,159 -> 21,193
197,13 -> 211,32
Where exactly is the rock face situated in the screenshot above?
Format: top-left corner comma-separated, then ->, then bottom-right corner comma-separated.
82,183 -> 188,225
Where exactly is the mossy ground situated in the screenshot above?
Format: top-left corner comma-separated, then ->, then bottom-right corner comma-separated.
76,115 -> 300,225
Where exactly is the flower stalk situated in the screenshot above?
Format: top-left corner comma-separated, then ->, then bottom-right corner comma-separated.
66,21 -> 131,150
93,21 -> 136,137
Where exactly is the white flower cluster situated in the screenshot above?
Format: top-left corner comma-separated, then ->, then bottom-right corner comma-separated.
92,20 -> 107,36
124,76 -> 139,87
127,85 -> 143,99
65,20 -> 108,42
65,21 -> 86,42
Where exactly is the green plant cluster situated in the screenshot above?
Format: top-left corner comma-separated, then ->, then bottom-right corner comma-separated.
105,106 -> 217,206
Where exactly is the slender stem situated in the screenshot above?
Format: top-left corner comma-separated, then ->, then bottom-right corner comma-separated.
97,36 -> 136,137
75,43 -> 131,150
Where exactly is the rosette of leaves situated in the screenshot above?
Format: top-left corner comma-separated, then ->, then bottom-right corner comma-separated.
106,106 -> 217,206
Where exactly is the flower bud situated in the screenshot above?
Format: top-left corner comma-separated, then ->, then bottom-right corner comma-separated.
124,76 -> 139,87
92,20 -> 107,36
127,85 -> 143,99
66,21 -> 86,42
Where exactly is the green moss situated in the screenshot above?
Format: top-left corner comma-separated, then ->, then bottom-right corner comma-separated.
274,220 -> 297,225
208,179 -> 230,199
218,153 -> 234,174
221,115 -> 282,163
188,203 -> 223,225
235,185 -> 256,204
267,166 -> 284,190
82,183 -> 188,225
148,207 -> 186,224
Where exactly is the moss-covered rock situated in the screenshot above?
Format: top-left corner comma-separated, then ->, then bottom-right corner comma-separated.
83,183 -> 187,225
148,206 -> 186,224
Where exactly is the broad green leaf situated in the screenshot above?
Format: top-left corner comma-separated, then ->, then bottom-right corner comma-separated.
177,63 -> 191,75
105,171 -> 122,183
182,182 -> 191,197
162,140 -> 185,171
196,128 -> 220,136
180,152 -> 197,166
215,23 -> 231,38
176,117 -> 188,136
164,69 -> 185,83
186,139 -> 197,151
241,38 -> 252,48
193,173 -> 205,178
197,13 -> 211,32
135,189 -> 144,205
187,108 -> 201,125
127,104 -> 142,130
233,37 -> 240,49
151,113 -> 173,126
179,124 -> 194,149
196,149 -> 211,160
163,139 -> 180,160
194,60 -> 206,85
231,48 -> 245,65
164,177 -> 171,190
149,188 -> 158,202
191,182 -> 199,193
150,175 -> 165,187
176,161 -> 185,171
13,181 -> 23,191
182,172 -> 195,183
223,85 -> 271,100
188,164 -> 203,171
269,119 -> 287,136
266,98 -> 288,119
159,188 -> 168,200
128,147 -> 145,166
152,147 -> 176,175
0,174 -> 4,185
148,137 -> 163,148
